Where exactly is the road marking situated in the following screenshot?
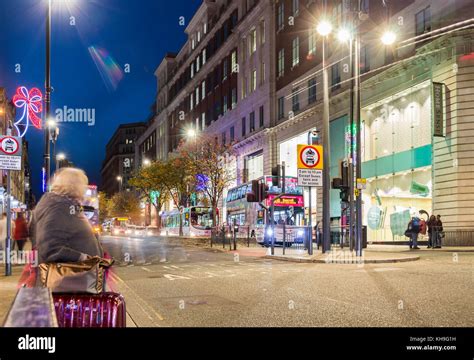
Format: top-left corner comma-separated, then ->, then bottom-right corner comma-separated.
141,267 -> 153,272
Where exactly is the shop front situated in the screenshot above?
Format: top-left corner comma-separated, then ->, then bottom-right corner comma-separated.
361,81 -> 433,242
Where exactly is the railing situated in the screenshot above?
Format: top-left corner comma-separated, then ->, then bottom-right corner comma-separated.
441,229 -> 474,246
4,287 -> 58,327
210,225 -> 257,249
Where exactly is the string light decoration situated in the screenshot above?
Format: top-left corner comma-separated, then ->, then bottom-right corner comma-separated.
12,86 -> 43,137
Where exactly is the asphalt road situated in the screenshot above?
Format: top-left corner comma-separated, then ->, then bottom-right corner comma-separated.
101,235 -> 474,327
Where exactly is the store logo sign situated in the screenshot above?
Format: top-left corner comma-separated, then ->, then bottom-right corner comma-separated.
432,82 -> 445,137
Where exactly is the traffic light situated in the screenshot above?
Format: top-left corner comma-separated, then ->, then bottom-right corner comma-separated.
258,182 -> 269,201
271,165 -> 281,187
246,180 -> 259,202
341,161 -> 349,188
340,187 -> 349,202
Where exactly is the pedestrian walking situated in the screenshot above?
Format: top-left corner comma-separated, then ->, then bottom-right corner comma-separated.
13,212 -> 29,252
427,215 -> 437,248
405,215 -> 421,249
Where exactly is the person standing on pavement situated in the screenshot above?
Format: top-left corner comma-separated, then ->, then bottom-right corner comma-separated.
406,215 -> 421,250
427,215 -> 437,248
434,215 -> 444,248
13,212 -> 29,252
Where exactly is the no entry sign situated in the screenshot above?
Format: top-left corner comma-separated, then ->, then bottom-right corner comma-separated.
297,144 -> 323,170
0,136 -> 22,170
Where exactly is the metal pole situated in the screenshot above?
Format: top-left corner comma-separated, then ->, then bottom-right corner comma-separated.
44,0 -> 52,191
355,33 -> 363,257
5,126 -> 12,276
348,35 -> 355,252
322,34 -> 331,254
307,132 -> 313,255
282,162 -> 286,254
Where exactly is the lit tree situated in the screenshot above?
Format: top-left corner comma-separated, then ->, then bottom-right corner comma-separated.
178,134 -> 236,230
107,191 -> 141,223
129,163 -> 169,228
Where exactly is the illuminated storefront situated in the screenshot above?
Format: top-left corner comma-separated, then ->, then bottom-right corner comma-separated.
361,81 -> 433,242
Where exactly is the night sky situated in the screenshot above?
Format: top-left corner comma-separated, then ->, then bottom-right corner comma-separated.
0,0 -> 201,199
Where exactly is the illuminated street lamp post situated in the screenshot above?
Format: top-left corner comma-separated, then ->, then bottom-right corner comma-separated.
44,0 -> 52,189
56,152 -> 65,170
116,176 -> 123,192
316,17 -> 332,254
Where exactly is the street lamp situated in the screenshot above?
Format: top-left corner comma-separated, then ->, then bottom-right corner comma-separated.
116,176 -> 123,192
316,15 -> 332,254
143,158 -> 151,167
381,30 -> 397,45
56,152 -> 65,170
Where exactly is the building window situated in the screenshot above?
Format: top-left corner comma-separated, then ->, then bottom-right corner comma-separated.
249,28 -> 257,55
222,131 -> 226,145
415,7 -> 431,37
231,50 -> 238,73
230,126 -> 235,142
190,93 -> 194,110
292,87 -> 300,112
197,31 -> 201,43
202,49 -> 207,65
196,57 -> 200,72
204,22 -> 208,34
223,59 -> 228,81
202,112 -> 206,130
332,1 -> 342,26
241,76 -> 247,99
360,46 -> 370,74
308,78 -> 316,104
242,117 -> 246,136
331,63 -> 340,89
260,62 -> 265,85
361,0 -> 369,13
202,81 -> 206,100
308,29 -> 316,55
292,0 -> 299,16
190,63 -> 194,78
192,38 -> 195,50
292,37 -> 299,67
385,46 -> 394,65
278,2 -> 284,31
232,88 -> 237,109
250,111 -> 255,132
278,96 -> 285,120
195,87 -> 200,105
195,117 -> 200,131
259,105 -> 264,128
260,20 -> 265,45
278,48 -> 285,77
251,69 -> 257,92
223,95 -> 228,114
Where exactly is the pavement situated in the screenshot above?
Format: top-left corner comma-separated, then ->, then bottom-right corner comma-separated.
0,266 -> 23,325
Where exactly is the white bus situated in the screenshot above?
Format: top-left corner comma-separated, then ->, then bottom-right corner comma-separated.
225,176 -> 306,245
161,206 -> 215,237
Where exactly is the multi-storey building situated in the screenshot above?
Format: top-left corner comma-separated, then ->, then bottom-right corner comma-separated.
101,122 -> 146,196
138,0 -> 474,243
271,0 -> 474,242
0,87 -> 31,212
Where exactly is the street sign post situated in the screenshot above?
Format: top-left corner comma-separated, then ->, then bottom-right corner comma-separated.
297,144 -> 323,255
0,134 -> 22,276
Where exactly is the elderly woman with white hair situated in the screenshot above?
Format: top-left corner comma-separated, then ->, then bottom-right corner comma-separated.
30,167 -> 103,264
